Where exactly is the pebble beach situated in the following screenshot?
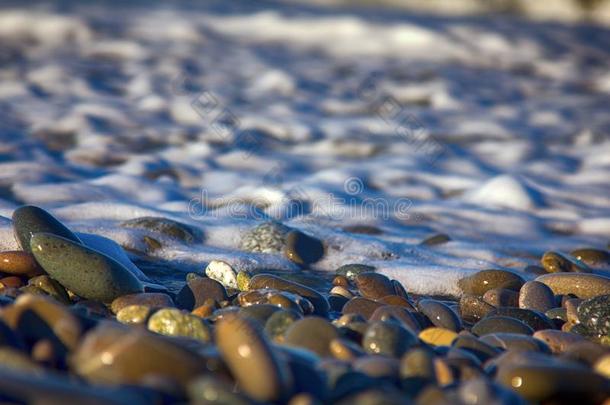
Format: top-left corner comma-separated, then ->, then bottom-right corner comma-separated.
0,0 -> 609,403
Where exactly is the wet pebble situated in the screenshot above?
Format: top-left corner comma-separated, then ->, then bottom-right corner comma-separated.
577,294 -> 610,336
418,327 -> 458,346
459,295 -> 495,323
532,329 -> 587,354
480,333 -> 550,353
147,308 -> 211,341
116,304 -> 152,325
335,264 -> 375,282
482,288 -> 518,308
518,281 -> 555,313
541,251 -> 591,273
417,299 -> 462,332
458,270 -> 524,296
342,297 -> 384,320
362,320 -> 417,357
472,316 -> 534,336
0,251 -> 43,276
12,205 -> 82,253
121,216 -> 201,243
284,230 -> 324,266
570,248 -> 610,266
535,273 -> 610,299
354,272 -> 394,299
240,221 -> 291,254
486,307 -> 555,331
284,316 -> 339,357
205,260 -> 238,289
176,277 -> 227,310
111,292 -> 174,314
249,274 -> 329,316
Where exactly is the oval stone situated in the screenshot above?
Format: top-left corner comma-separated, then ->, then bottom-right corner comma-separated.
458,270 -> 524,296
417,299 -> 462,332
147,308 -> 211,341
30,233 -> 143,303
472,316 -> 534,336
110,293 -> 174,314
535,273 -> 610,299
519,281 -> 555,313
0,251 -> 44,277
355,273 -> 394,300
249,274 -> 329,316
532,329 -> 587,354
284,316 -> 339,357
541,251 -> 591,273
12,205 -> 82,253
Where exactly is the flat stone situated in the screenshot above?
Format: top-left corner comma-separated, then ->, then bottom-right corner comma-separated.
12,205 -> 82,254
472,316 -> 534,336
249,274 -> 329,316
535,273 -> 610,299
483,288 -> 518,308
369,305 -> 421,333
532,329 -> 587,354
418,327 -> 458,346
240,221 -> 291,254
30,233 -> 143,303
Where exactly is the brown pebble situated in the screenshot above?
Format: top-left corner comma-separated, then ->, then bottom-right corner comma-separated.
369,305 -> 421,333
0,276 -> 23,289
249,274 -> 329,316
458,270 -> 524,296
332,275 -> 349,288
483,288 -> 519,308
376,295 -> 415,309
459,295 -> 495,323
519,281 -> 555,313
0,251 -> 43,276
284,316 -> 339,357
342,297 -> 384,320
532,329 -> 587,354
535,273 -> 610,299
110,293 -> 175,314
355,272 -> 394,300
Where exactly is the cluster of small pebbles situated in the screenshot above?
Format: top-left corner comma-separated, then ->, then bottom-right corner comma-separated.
0,206 -> 608,404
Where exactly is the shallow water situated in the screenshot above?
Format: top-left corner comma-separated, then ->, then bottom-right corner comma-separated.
0,1 -> 609,297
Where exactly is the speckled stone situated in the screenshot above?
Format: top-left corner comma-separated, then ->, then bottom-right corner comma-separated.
30,233 -> 143,303
472,316 -> 534,336
236,270 -> 252,291
205,260 -> 238,289
240,221 -> 291,254
536,273 -> 610,299
121,216 -> 201,243
0,251 -> 44,276
541,251 -> 591,273
284,316 -> 339,357
483,288 -> 518,308
458,270 -> 524,296
417,299 -> 462,332
116,304 -> 152,325
284,230 -> 324,266
362,321 -> 417,357
71,322 -> 207,386
249,274 -> 329,316
354,272 -> 394,299
110,292 -> 174,314
335,264 -> 376,281
570,248 -> 610,266
519,281 -> 555,313
216,315 -> 292,402
577,294 -> 610,336
459,295 -> 495,323
176,277 -> 228,310
486,307 -> 554,331
12,205 -> 82,253
147,308 -> 211,341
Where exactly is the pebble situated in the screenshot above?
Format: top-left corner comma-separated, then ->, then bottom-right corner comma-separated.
0,276 -> 23,289
459,295 -> 495,323
420,233 -> 451,246
594,353 -> 610,378
249,274 -> 329,316
176,277 -> 227,310
482,288 -> 518,308
205,260 -> 238,289
472,316 -> 534,336
362,321 -> 417,357
335,264 -> 376,281
486,307 -> 554,331
341,297 -> 384,320
577,294 -> 610,335
72,322 -> 207,386
418,327 -> 458,346
240,221 -> 291,253
518,281 -> 555,313
0,251 -> 44,276
329,338 -> 365,361
541,251 -> 591,273
116,304 -> 152,325
216,314 -> 291,402
417,299 -> 462,332
12,205 -> 82,253
238,304 -> 282,326
353,355 -> 400,379
329,286 -> 353,299
189,376 -> 252,405
284,316 -> 339,357
532,329 -> 587,354
480,333 -> 550,353
369,305 -> 421,333
28,275 -> 71,304
354,272 -> 394,299
400,347 -> 436,381
30,233 -> 143,303
121,216 -> 201,243
332,275 -> 350,288
535,273 -> 610,299
458,270 -> 524,296
284,230 -> 324,266
110,292 -> 174,314
264,310 -> 302,343
147,308 -> 211,341
236,270 -> 252,291
570,248 -> 610,266
452,335 -> 501,363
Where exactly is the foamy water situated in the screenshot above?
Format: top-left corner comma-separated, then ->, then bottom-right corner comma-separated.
1,1 -> 609,296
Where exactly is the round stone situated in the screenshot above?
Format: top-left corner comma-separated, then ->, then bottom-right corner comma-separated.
354,272 -> 394,299
240,221 -> 291,254
329,338 -> 365,361
216,315 -> 291,402
121,216 -> 201,243
284,230 -> 324,266
335,264 -> 376,282
176,277 -> 228,310
116,304 -> 152,325
458,270 -> 524,296
541,251 -> 591,273
0,251 -> 44,276
452,335 -> 501,363
535,273 -> 610,299
417,299 -> 462,332
147,308 -> 211,341
472,316 -> 534,336
418,327 -> 458,346
284,316 -> 339,357
519,281 -> 555,313
577,294 -> 610,336
110,292 -> 174,314
30,233 -> 143,303
12,205 -> 82,254
205,260 -> 238,289
362,321 -> 417,357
